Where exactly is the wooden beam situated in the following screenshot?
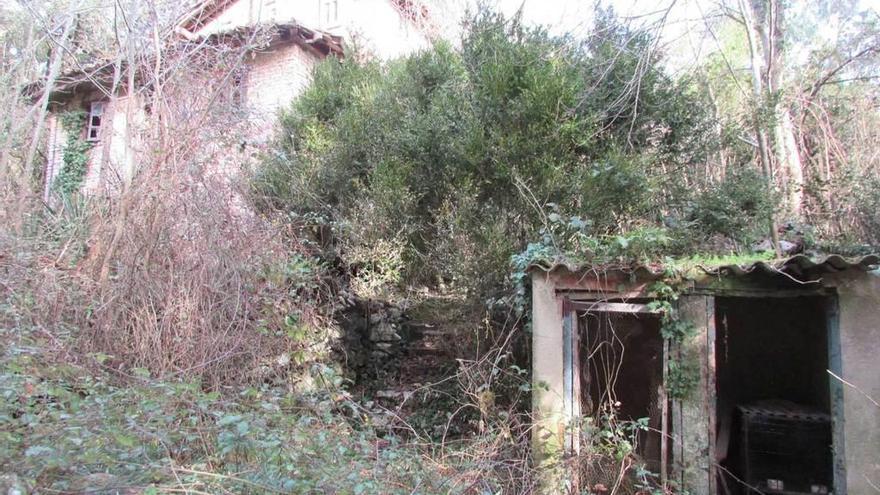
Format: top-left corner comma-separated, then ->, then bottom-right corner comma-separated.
689,287 -> 832,298
563,311 -> 574,454
661,339 -> 670,489
826,296 -> 848,494
707,297 -> 718,495
570,301 -> 662,314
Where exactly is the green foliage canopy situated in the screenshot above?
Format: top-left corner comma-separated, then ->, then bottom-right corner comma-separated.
254,8 -> 764,294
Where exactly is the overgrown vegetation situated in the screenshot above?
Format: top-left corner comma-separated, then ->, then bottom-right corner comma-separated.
0,288 -> 531,493
246,9 -> 801,492
53,111 -> 93,195
1,0 -> 879,493
1,219 -> 544,492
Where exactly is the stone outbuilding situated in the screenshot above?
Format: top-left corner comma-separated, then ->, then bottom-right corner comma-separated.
530,254 -> 880,494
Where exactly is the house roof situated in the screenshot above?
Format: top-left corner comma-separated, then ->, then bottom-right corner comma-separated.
198,22 -> 343,57
23,21 -> 342,102
178,0 -> 239,34
177,0 -> 438,41
703,254 -> 880,279
390,0 -> 439,39
22,58 -> 120,102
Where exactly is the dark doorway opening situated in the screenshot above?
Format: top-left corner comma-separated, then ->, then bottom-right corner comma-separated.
578,310 -> 667,472
714,296 -> 833,495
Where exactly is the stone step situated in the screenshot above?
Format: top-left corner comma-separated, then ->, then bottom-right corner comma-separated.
406,344 -> 446,355
412,328 -> 449,337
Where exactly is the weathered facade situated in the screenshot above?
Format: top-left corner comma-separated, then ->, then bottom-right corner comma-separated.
40,0 -> 434,199
42,85 -> 145,200
178,0 -> 433,59
531,255 -> 880,494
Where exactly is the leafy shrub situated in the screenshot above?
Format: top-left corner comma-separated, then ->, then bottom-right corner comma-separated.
689,167 -> 776,244
254,7 -> 714,297
847,173 -> 880,246
0,330 -> 430,493
346,237 -> 406,299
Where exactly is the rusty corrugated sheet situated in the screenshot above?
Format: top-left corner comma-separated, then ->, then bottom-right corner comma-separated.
528,254 -> 880,280
705,254 -> 880,278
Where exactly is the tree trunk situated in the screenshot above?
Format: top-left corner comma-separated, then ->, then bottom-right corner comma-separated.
97,2 -> 140,288
14,9 -> 79,231
739,0 -> 781,255
774,109 -> 804,217
0,21 -> 36,202
760,0 -> 804,219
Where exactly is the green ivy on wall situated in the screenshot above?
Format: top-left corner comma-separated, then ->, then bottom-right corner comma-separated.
648,279 -> 701,400
53,110 -> 94,196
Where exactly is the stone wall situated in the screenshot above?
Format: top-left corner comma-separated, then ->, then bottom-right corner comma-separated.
336,298 -> 407,383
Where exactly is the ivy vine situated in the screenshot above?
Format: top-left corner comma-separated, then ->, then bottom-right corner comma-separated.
648,278 -> 700,400
53,110 -> 93,196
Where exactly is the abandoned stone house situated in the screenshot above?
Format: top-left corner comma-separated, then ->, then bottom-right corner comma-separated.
39,0 -> 434,200
530,255 -> 880,494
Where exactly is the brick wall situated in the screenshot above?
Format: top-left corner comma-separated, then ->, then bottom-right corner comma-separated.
99,96 -> 143,194
244,42 -> 319,142
42,43 -> 320,198
43,94 -> 144,200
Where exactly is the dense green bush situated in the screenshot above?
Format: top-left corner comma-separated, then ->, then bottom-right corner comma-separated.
689,167 -> 777,244
850,174 -> 880,246
253,8 -> 754,297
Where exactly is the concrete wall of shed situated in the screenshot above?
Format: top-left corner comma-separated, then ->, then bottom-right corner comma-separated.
826,270 -> 880,494
530,271 -> 566,488
529,268 -> 710,493
532,266 -> 880,494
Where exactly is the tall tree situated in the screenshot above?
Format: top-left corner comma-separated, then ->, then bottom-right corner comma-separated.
738,0 -> 782,252
751,0 -> 804,218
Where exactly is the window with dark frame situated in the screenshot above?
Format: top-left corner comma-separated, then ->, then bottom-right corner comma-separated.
319,0 -> 338,26
86,101 -> 104,141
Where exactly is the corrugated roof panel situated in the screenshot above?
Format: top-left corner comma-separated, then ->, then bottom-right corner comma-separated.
706,254 -> 880,278
528,254 -> 880,281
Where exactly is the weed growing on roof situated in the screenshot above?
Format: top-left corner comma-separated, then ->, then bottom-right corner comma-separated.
647,278 -> 701,401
